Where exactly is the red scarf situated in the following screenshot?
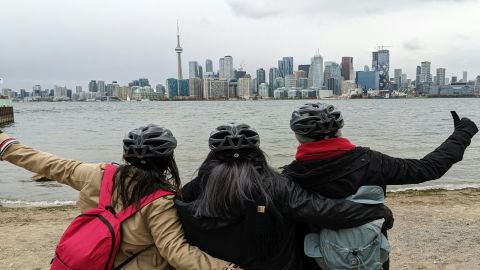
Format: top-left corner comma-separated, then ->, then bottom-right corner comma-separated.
295,137 -> 356,161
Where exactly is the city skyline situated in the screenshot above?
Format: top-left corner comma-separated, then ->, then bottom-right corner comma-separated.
1,0 -> 480,90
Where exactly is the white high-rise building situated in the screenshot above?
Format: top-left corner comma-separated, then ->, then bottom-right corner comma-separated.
224,56 -> 233,80
219,58 -> 225,79
97,80 -> 106,96
258,83 -> 269,98
436,68 -> 446,86
420,61 -> 432,83
463,71 -> 468,82
189,61 -> 199,78
310,51 -> 323,89
237,76 -> 253,99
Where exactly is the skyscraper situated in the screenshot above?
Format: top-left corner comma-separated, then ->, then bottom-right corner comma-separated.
175,22 -> 183,80
166,78 -> 178,99
310,51 -> 323,89
394,69 -> 402,90
97,80 -> 105,96
341,57 -> 354,80
372,49 -> 390,90
436,68 -> 446,86
269,67 -> 280,97
205,59 -> 213,73
463,71 -> 468,82
415,66 -> 421,86
298,65 -> 310,78
278,57 -> 293,78
189,61 -> 199,78
256,68 -> 266,91
420,61 -> 432,83
88,80 -> 97,92
219,58 -> 225,79
198,65 -> 203,79
324,62 -> 342,94
223,56 -> 233,80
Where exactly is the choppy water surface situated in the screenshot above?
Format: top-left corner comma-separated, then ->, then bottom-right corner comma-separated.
1,99 -> 479,205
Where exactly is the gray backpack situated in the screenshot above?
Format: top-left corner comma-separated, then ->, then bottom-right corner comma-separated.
304,186 -> 390,270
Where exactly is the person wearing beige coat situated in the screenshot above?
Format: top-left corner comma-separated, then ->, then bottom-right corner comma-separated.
0,126 -> 240,270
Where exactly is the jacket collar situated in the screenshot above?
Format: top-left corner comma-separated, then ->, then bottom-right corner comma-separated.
295,137 -> 356,161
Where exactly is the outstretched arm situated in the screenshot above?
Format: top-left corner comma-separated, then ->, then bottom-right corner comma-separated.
0,132 -> 102,191
275,176 -> 393,230
381,111 -> 478,185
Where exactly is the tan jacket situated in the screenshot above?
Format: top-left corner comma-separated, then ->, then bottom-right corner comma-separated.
0,133 -> 234,270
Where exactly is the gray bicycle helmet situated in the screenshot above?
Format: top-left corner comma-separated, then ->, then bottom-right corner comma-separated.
290,103 -> 344,139
123,124 -> 177,159
209,123 -> 260,152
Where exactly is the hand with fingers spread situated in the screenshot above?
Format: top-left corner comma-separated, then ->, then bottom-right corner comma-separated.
451,111 -> 478,137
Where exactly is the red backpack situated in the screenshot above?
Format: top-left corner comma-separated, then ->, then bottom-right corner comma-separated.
50,163 -> 174,270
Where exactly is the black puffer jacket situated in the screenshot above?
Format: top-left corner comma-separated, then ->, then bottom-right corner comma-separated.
282,119 -> 477,270
283,124 -> 477,197
174,173 -> 393,270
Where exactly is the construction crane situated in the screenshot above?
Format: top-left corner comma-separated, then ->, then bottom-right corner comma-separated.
238,59 -> 246,71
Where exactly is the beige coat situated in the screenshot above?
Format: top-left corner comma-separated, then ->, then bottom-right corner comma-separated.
0,133 -> 235,270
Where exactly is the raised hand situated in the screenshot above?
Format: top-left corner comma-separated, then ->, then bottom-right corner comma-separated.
450,111 -> 478,137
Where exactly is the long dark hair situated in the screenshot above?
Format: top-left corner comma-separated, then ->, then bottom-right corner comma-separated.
193,148 -> 280,218
111,154 -> 181,209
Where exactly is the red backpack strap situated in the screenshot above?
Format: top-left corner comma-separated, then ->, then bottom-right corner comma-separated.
116,189 -> 175,223
98,163 -> 118,209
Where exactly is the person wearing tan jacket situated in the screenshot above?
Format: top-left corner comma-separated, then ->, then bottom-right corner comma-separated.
0,125 -> 240,270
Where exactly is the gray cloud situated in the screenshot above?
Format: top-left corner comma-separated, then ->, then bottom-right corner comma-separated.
403,38 -> 424,51
227,0 -> 478,19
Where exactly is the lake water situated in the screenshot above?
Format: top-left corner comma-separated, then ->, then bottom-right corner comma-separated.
1,98 -> 479,206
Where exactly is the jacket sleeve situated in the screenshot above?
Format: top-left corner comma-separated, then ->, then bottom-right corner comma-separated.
274,176 -> 391,229
379,128 -> 474,186
143,197 -> 234,270
0,133 -> 103,191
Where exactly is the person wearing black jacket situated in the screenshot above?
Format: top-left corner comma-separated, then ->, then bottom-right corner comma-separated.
282,103 -> 478,270
174,123 -> 394,270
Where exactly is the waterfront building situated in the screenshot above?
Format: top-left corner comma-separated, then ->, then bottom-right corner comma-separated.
463,71 -> 468,82
235,70 -> 247,80
297,78 -> 309,89
178,79 -> 189,97
198,65 -> 203,79
205,78 -> 228,99
205,59 -> 213,72
317,89 -> 334,98
394,69 -> 402,90
451,76 -> 458,83
287,89 -> 301,99
285,74 -> 297,89
175,22 -> 183,79
219,58 -> 225,79
224,56 -> 233,80
155,84 -> 166,99
310,51 -> 323,89
88,80 -> 97,92
132,86 -> 163,101
237,76 -> 253,99
33,85 -> 42,96
401,74 -> 408,88
341,57 -> 354,80
256,68 -> 266,91
420,61 -> 432,83
228,79 -> 238,98
324,61 -> 342,94
278,57 -> 293,78
356,71 -> 380,90
269,67 -> 280,96
273,87 -> 288,99
446,78 -> 450,85
75,86 -> 82,94
189,61 -> 199,78
301,89 -> 316,99
54,85 -> 67,99
258,83 -> 269,98
166,78 -> 178,99
298,65 -> 310,78
106,81 -> 118,97
97,80 -> 105,96
372,49 -> 390,90
364,65 -> 370,72
189,78 -> 203,99
341,80 -> 357,95
415,66 -> 421,87
253,78 -> 258,95
436,68 -> 446,86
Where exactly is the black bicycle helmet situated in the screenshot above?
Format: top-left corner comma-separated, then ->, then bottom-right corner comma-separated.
209,123 -> 260,152
123,124 -> 177,160
290,103 -> 344,139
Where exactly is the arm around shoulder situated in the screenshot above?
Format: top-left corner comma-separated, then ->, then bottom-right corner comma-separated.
143,196 -> 239,270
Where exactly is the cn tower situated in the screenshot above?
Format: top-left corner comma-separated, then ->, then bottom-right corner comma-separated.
175,21 -> 183,80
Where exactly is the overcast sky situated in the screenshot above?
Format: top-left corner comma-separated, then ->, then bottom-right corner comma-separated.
1,0 -> 479,90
